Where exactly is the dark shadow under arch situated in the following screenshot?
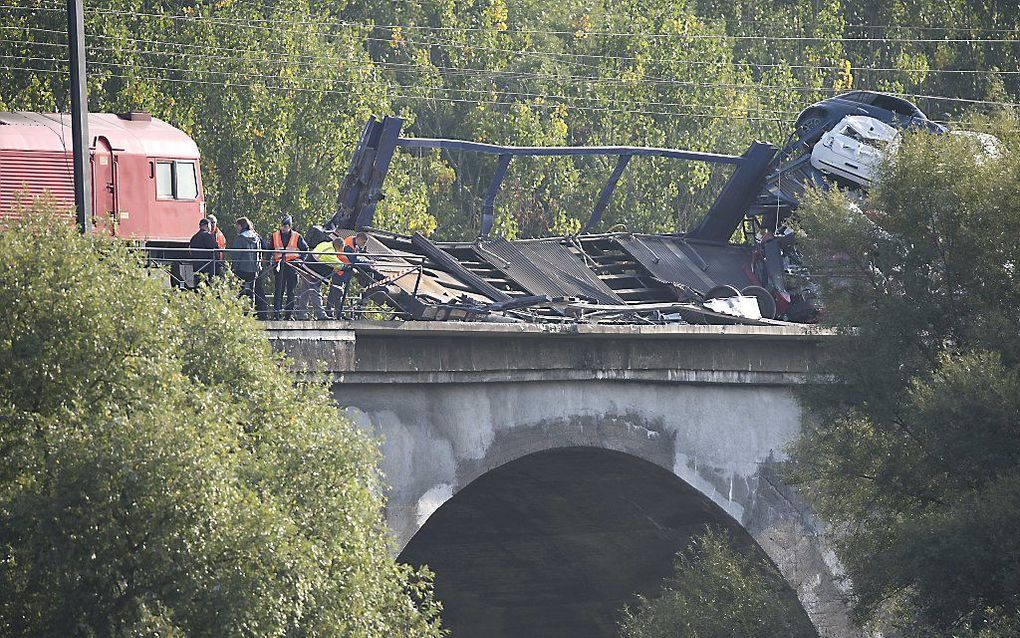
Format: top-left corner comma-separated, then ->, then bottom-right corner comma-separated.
398,447 -> 815,638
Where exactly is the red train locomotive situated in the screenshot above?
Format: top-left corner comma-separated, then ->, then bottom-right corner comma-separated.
0,111 -> 205,245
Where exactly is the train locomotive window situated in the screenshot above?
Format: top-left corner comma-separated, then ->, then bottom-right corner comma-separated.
155,160 -> 199,200
156,162 -> 174,198
176,162 -> 198,200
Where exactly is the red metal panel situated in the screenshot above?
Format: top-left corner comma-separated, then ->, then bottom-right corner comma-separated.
0,150 -> 76,222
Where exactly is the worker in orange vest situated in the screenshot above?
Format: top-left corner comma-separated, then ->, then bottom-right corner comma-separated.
207,214 -> 226,270
270,215 -> 308,320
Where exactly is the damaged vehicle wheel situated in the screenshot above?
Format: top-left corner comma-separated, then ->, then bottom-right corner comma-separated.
741,285 -> 777,319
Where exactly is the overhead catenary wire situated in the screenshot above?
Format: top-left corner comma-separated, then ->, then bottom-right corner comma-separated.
3,6 -> 1019,122
0,53 -> 806,117
13,36 -> 1020,107
5,23 -> 1020,81
0,64 -> 797,123
8,46 -> 1015,118
37,4 -> 1020,44
16,0 -> 1020,36
5,28 -> 1020,111
207,0 -> 1020,37
3,59 -> 1010,133
380,29 -> 1020,107
0,38 -> 906,100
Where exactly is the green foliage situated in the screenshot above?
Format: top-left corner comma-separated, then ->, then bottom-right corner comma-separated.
619,530 -> 816,638
0,211 -> 443,637
788,126 -> 1020,636
373,151 -> 447,237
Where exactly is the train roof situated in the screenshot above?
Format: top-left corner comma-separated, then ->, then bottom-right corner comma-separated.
0,112 -> 200,159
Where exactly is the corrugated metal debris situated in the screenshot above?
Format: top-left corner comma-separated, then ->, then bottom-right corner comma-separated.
348,230 -> 798,326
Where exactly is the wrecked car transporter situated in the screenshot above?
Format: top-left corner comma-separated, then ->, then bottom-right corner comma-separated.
325,116 -> 805,325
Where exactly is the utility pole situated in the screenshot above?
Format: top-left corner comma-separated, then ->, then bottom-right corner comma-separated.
67,0 -> 91,234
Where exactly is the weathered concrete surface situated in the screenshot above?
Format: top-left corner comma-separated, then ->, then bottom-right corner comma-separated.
266,321 -> 857,638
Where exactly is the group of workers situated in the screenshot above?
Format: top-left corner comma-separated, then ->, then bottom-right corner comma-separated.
188,214 -> 370,320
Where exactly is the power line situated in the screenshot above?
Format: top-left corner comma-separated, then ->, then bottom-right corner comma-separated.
13,36 -> 1019,110
4,60 -> 1012,131
6,22 -> 1020,81
352,21 -> 1020,44
0,52 -> 803,117
10,37 -> 836,96
91,29 -> 1020,78
3,39 -> 1015,114
224,0 -> 1020,37
734,18 -> 1020,36
0,25 -> 67,38
0,62 -> 797,125
164,10 -> 1020,89
16,0 -> 1020,36
111,3 -> 1020,44
4,9 -> 1019,112
388,28 -> 1020,83
0,57 -> 785,121
419,30 -> 1020,107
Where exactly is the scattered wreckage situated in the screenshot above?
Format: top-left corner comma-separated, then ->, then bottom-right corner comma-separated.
321,228 -> 809,325
311,91 -> 987,326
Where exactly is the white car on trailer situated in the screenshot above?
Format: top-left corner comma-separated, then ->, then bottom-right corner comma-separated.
810,115 -> 899,187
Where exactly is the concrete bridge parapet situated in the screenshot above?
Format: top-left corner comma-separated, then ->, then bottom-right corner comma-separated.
267,320 -> 824,384
266,321 -> 857,638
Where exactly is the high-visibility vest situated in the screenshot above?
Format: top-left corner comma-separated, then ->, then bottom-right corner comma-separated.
336,236 -> 357,266
271,230 -> 300,262
312,241 -> 342,271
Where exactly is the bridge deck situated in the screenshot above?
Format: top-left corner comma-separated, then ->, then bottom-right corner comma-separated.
265,321 -> 830,386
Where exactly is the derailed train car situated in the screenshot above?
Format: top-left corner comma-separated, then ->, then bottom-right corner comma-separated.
0,111 -> 204,245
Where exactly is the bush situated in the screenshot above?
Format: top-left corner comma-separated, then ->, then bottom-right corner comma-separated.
0,211 -> 443,637
619,530 -> 816,638
788,126 -> 1020,636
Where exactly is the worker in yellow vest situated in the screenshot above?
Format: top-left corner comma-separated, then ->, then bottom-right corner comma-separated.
310,231 -> 369,318
270,215 -> 308,320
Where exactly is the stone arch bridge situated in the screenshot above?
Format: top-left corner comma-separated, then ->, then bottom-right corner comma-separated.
267,321 -> 859,638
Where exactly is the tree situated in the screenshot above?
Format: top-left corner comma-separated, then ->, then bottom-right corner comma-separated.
0,210 -> 444,637
787,126 -> 1020,636
618,530 -> 816,638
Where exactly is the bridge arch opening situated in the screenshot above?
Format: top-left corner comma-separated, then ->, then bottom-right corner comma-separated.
398,447 -> 815,638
